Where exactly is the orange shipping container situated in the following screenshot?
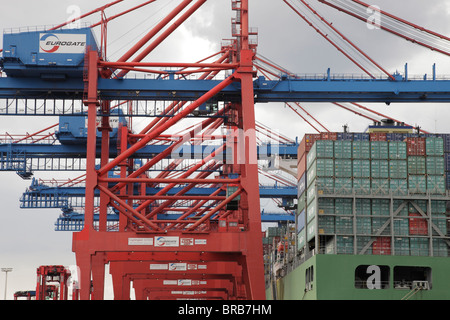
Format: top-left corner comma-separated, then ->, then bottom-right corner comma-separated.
298,134 -> 321,160
297,154 -> 306,180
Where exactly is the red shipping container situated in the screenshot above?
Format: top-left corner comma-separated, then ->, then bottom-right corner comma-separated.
297,154 -> 306,180
373,237 -> 391,255
320,132 -> 337,140
409,212 -> 428,235
370,132 -> 387,141
406,137 -> 426,155
298,134 -> 321,158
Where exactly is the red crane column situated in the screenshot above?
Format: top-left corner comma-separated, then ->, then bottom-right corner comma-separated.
231,0 -> 266,299
71,0 -> 266,300
73,50 -> 100,300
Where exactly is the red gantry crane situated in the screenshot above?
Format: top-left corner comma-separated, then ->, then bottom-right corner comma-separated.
69,0 -> 266,300
36,265 -> 72,300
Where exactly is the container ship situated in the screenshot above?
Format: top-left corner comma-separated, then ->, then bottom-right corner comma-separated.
264,120 -> 450,300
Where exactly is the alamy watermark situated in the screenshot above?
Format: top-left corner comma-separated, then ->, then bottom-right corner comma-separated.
366,5 -> 381,30
170,126 -> 280,166
66,5 -> 82,29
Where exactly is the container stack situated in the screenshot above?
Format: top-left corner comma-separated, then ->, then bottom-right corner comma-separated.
296,131 -> 449,258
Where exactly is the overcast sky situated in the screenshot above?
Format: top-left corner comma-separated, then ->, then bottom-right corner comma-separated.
1,0 -> 450,299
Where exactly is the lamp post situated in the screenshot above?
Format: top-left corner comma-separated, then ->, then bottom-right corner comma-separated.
1,268 -> 13,300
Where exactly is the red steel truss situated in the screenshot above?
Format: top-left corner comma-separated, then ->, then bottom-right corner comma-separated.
72,0 -> 266,300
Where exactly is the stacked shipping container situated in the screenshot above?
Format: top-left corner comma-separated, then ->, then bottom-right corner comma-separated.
296,131 -> 449,257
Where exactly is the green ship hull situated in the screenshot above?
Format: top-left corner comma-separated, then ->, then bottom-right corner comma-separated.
266,254 -> 450,300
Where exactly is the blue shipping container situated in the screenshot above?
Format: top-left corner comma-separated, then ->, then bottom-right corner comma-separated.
297,209 -> 306,233
386,133 -> 406,141
441,134 -> 450,152
297,173 -> 306,198
444,153 -> 450,171
337,133 -> 354,141
353,133 -> 370,141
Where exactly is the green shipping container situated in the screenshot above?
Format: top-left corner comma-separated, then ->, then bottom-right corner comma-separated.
352,141 -> 370,159
388,141 -> 407,159
393,200 -> 408,216
356,217 -> 372,235
370,141 -> 389,159
336,236 -> 354,254
432,218 -> 447,236
335,198 -> 352,215
431,200 -> 446,215
307,158 -> 334,186
336,216 -> 353,234
410,237 -> 429,256
371,159 -> 389,178
318,216 -> 335,234
433,239 -> 448,257
372,217 -> 390,235
393,218 -> 409,236
353,159 -> 371,178
372,199 -> 390,216
390,179 -> 408,195
409,200 -> 427,214
394,237 -> 410,256
335,178 -> 352,194
426,137 -> 444,156
355,199 -> 371,216
408,175 -> 427,194
307,219 -> 316,242
334,140 -> 352,159
307,200 -> 317,222
408,156 -> 426,175
318,198 -> 334,215
297,193 -> 306,213
307,140 -> 334,168
354,178 -> 371,195
426,156 -> 445,175
297,229 -> 306,250
427,175 -> 446,194
357,236 -> 373,255
306,184 -> 316,205
371,178 -> 389,195
306,216 -> 336,239
335,159 -> 352,177
266,227 -> 282,237
389,160 -> 407,178
314,177 -> 335,193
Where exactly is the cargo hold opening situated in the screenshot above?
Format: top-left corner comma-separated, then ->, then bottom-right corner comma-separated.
393,266 -> 432,290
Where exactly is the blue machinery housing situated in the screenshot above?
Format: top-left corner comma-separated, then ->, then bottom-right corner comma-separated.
1,27 -> 98,79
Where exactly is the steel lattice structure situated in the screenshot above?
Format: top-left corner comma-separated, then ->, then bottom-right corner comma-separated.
51,0 -> 265,300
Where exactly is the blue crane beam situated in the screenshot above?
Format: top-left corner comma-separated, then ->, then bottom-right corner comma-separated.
2,75 -> 450,110
0,143 -> 297,159
20,184 -> 298,204
21,182 -> 296,230
54,210 -> 294,232
0,143 -> 297,175
56,211 -> 293,224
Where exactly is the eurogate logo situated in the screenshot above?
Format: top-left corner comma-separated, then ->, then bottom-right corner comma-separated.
154,236 -> 179,247
39,33 -> 87,54
39,34 -> 60,53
